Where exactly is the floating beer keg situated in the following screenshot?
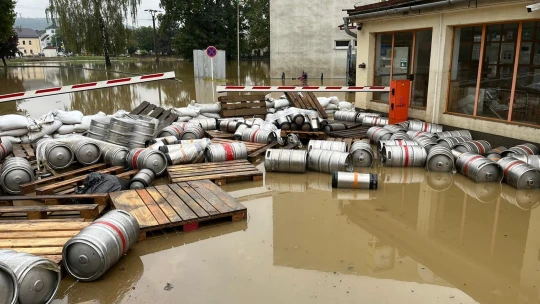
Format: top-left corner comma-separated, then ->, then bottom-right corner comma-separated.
0,261 -> 18,304
276,116 -> 291,130
0,157 -> 34,195
205,142 -> 248,162
407,121 -> 443,133
367,127 -> 392,144
127,148 -> 167,176
511,154 -> 540,170
43,140 -> 75,169
308,114 -> 320,131
381,145 -> 427,167
377,139 -> 418,152
455,152 -> 503,183
0,140 -> 13,162
453,175 -> 502,203
435,130 -> 472,139
71,140 -> 101,165
307,140 -> 347,152
426,145 -> 455,172
497,157 -> 540,189
334,111 -> 358,122
350,141 -> 374,167
241,128 -> 275,144
454,140 -> 492,155
103,146 -> 129,167
501,143 -> 540,157
362,116 -> 388,127
189,118 -> 217,131
63,210 -> 139,282
0,249 -> 60,304
331,172 -> 378,189
406,131 -> 437,139
307,149 -> 352,173
181,125 -> 205,140
219,120 -> 240,133
264,149 -> 307,173
436,136 -> 469,149
129,169 -> 156,189
426,172 -> 454,192
413,136 -> 437,153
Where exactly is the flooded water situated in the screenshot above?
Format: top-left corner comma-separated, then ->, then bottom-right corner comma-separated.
2,62 -> 540,303
0,60 -> 352,118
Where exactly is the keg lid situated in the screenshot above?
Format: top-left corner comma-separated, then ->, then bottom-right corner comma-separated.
110,149 -> 128,167
141,151 -> 167,175
46,145 -> 73,169
2,168 -> 33,194
181,132 -> 197,140
426,153 -> 453,173
18,261 -> 59,304
75,143 -> 101,165
64,242 -> 103,281
0,263 -> 17,304
130,181 -> 145,190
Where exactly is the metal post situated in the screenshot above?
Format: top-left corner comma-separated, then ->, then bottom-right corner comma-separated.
237,1 -> 240,84
145,9 -> 160,63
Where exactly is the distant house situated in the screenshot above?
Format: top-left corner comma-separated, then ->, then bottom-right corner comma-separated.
14,27 -> 40,56
39,24 -> 59,50
43,46 -> 56,57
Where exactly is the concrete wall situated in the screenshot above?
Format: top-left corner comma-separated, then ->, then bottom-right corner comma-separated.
270,0 -> 376,79
352,0 -> 540,142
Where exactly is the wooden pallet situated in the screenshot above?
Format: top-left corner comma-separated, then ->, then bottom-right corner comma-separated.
218,95 -> 267,118
325,125 -> 371,140
205,130 -> 235,139
12,144 -> 35,161
110,180 -> 247,239
0,204 -> 100,220
0,194 -> 109,206
168,160 -> 263,185
285,92 -> 328,119
280,130 -> 327,140
130,101 -> 179,128
0,220 -> 89,264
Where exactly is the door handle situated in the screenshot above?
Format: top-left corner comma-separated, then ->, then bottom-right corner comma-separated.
391,103 -> 394,110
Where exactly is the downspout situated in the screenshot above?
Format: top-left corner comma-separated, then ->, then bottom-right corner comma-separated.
343,17 -> 357,38
432,13 -> 444,123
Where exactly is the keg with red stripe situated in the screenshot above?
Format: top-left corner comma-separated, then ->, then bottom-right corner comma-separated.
334,111 -> 359,123
307,149 -> 352,173
362,115 -> 389,127
389,131 -> 410,140
413,136 -> 437,152
0,140 -> 13,162
165,144 -> 202,165
436,136 -> 470,149
357,112 -> 381,124
381,145 -> 427,167
205,142 -> 248,162
383,124 -> 407,133
181,125 -> 205,140
157,125 -> 184,139
126,148 -> 167,176
367,127 -> 392,144
241,128 -> 275,144
511,154 -> 540,170
407,120 -> 443,133
497,157 -> 540,189
454,140 -> 492,155
455,152 -> 503,183
62,210 -> 140,281
377,139 -> 418,152
219,120 -> 241,133
406,131 -> 437,139
501,143 -> 539,157
435,130 -> 472,140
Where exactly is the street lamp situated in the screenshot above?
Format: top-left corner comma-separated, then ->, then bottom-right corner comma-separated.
145,9 -> 161,63
237,0 -> 244,84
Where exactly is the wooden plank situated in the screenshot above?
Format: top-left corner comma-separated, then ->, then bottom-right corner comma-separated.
0,230 -> 79,239
168,164 -> 257,173
218,95 -> 265,103
42,255 -> 62,264
0,237 -> 70,248
140,104 -> 156,115
11,247 -> 62,255
197,180 -> 246,211
135,189 -> 171,226
148,107 -> 165,118
306,92 -> 328,118
22,144 -> 35,157
177,183 -> 219,216
145,187 -> 183,222
0,222 -> 90,232
248,142 -> 279,158
110,191 -> 159,229
0,194 -> 109,205
35,166 -> 124,195
168,160 -> 249,169
220,103 -> 266,110
187,181 -> 234,214
167,184 -> 209,218
169,168 -> 261,178
0,218 -> 85,223
130,101 -> 150,115
152,185 -> 198,221
221,108 -> 267,117
171,171 -> 262,183
0,204 -> 98,213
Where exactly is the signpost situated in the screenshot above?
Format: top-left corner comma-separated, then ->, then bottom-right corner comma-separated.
206,46 -> 218,101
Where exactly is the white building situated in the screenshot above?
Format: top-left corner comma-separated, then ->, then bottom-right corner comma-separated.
270,0 -> 378,79
42,46 -> 56,57
39,25 -> 59,51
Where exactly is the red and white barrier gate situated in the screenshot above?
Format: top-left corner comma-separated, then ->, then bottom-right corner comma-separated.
216,85 -> 390,93
0,71 -> 176,103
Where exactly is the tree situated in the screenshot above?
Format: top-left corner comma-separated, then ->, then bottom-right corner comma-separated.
133,26 -> 154,52
46,0 -> 140,67
0,32 -> 20,66
0,0 -> 16,43
244,0 -> 269,55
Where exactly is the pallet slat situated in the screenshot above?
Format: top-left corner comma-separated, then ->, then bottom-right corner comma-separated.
218,95 -> 267,118
168,160 -> 262,184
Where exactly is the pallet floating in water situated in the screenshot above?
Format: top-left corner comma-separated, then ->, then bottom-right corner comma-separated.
168,160 -> 263,185
110,180 -> 247,239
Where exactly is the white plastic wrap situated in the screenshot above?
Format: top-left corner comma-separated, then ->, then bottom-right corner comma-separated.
1,136 -> 21,144
172,107 -> 200,117
26,119 -> 63,142
55,110 -> 84,124
0,115 -> 33,131
329,96 -> 340,105
75,112 -> 107,132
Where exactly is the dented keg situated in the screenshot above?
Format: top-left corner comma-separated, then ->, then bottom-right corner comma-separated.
455,152 -> 503,183
350,141 -> 374,167
205,142 -> 248,162
454,140 -> 492,155
501,143 -> 540,157
189,118 -> 217,131
63,210 -> 139,282
307,149 -> 352,173
157,125 -> 183,139
44,141 -> 75,169
181,125 -> 205,140
233,123 -> 249,140
497,157 -> 540,189
426,145 -> 455,172
276,116 -> 291,130
264,149 -> 307,173
103,146 -> 129,167
0,260 -> 18,304
127,148 -> 167,176
407,120 -> 443,133
0,249 -> 60,304
241,128 -> 275,144
377,139 -> 418,152
71,140 -> 101,165
323,123 -> 347,132
367,127 -> 392,144
436,136 -> 469,149
362,116 -> 388,127
426,172 -> 454,192
334,111 -> 358,122
413,136 -> 437,152
381,145 -> 427,167
511,154 -> 540,170
129,169 -> 156,189
435,130 -> 472,139
308,140 -> 347,152
331,172 -> 378,189
0,157 -> 34,195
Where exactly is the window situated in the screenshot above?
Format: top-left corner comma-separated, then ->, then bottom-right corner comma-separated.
23,50 -> 26,54
22,41 -> 25,45
373,29 -> 433,107
448,23 -> 540,126
51,30 -> 54,34
29,40 -> 31,45
335,40 -> 351,49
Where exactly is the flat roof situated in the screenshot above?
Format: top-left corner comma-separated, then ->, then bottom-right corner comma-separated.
345,0 -> 430,16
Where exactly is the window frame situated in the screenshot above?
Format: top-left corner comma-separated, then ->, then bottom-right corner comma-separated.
335,39 -> 351,50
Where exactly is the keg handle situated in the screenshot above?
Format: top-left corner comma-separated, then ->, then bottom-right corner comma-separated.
387,151 -> 392,160
266,150 -> 271,158
528,180 -> 534,186
486,172 -> 493,178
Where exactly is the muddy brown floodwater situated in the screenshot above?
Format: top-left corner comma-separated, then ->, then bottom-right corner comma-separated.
1,61 -> 540,303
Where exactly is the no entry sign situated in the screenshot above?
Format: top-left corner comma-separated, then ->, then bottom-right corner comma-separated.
206,46 -> 218,58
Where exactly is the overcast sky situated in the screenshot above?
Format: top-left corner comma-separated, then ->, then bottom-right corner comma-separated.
15,0 -> 162,27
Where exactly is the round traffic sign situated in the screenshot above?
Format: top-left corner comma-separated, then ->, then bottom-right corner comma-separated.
206,46 -> 218,58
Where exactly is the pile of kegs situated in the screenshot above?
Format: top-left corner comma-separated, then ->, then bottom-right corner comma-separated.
103,116 -> 157,149
0,157 -> 34,194
87,116 -> 111,140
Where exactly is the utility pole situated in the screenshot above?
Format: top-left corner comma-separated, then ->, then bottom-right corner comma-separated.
237,1 -> 244,83
145,9 -> 160,63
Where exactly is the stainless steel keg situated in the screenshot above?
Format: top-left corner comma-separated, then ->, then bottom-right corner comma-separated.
426,145 -> 455,172
331,172 -> 378,189
350,141 -> 374,167
497,157 -> 540,189
264,149 -> 307,173
307,149 -> 352,173
205,143 -> 248,162
455,152 -> 503,183
129,169 -> 156,189
0,157 -> 34,195
307,140 -> 347,152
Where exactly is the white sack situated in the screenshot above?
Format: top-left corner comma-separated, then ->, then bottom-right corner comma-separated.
26,119 -> 63,142
329,96 -> 340,105
265,93 -> 273,101
274,99 -> 290,108
173,107 -> 200,117
57,125 -> 76,135
74,112 -> 106,132
0,115 -> 32,131
265,100 -> 275,108
325,104 -> 338,110
55,110 -> 84,124
0,128 -> 29,137
201,112 -> 221,119
339,101 -> 354,110
189,102 -> 221,114
317,97 -> 331,108
1,136 -> 21,144
110,110 -> 129,118
176,116 -> 192,122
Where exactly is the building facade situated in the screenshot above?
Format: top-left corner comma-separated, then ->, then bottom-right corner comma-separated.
14,27 -> 40,56
345,0 -> 540,142
39,25 -> 59,50
270,0 -> 378,79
